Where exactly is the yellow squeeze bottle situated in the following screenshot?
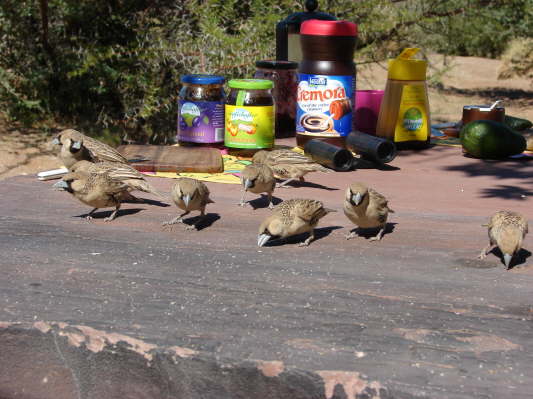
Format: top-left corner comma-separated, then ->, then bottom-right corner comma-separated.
375,48 -> 431,150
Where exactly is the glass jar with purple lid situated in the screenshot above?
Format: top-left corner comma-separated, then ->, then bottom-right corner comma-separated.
178,74 -> 225,145
254,60 -> 298,138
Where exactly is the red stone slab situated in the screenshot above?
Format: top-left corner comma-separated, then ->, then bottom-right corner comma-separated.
0,140 -> 532,398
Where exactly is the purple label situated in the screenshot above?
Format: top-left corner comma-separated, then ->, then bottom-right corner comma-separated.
178,100 -> 224,143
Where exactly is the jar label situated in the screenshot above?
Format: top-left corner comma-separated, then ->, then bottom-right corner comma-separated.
394,85 -> 429,142
296,74 -> 355,137
225,105 -> 274,149
178,100 -> 225,143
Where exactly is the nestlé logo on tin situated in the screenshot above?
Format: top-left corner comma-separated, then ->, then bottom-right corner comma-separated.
297,77 -> 347,113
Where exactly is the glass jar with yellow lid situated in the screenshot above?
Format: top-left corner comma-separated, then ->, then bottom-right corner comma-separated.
225,79 -> 275,155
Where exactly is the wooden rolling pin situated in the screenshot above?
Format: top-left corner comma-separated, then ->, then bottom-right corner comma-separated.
117,145 -> 224,173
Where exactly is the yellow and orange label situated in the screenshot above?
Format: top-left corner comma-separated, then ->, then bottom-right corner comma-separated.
225,105 -> 274,149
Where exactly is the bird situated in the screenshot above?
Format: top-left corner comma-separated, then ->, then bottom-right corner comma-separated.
51,129 -> 128,168
52,170 -> 130,221
478,210 -> 528,268
70,160 -> 163,200
163,177 -> 214,231
343,182 -> 394,241
252,149 -> 331,188
257,199 -> 336,247
239,163 -> 276,209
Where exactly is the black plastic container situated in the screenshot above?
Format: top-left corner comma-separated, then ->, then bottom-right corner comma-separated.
275,0 -> 336,62
345,131 -> 397,164
304,139 -> 354,171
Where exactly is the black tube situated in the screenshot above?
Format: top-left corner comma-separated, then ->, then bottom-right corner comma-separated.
304,139 -> 354,171
345,131 -> 397,164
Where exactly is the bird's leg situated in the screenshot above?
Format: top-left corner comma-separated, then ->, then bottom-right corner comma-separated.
267,192 -> 274,209
345,229 -> 358,240
276,178 -> 295,188
299,176 -> 305,183
163,211 -> 189,227
477,243 -> 495,260
238,190 -> 247,207
187,208 -> 207,231
369,227 -> 385,242
299,230 -> 315,247
104,204 -> 121,222
85,208 -> 98,221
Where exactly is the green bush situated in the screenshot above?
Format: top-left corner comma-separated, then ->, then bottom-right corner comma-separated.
0,0 -> 531,143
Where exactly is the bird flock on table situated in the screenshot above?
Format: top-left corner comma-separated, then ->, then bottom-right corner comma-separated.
50,129 -> 529,269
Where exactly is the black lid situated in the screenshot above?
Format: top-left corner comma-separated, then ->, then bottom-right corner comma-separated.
278,0 -> 336,27
276,0 -> 337,60
255,60 -> 299,70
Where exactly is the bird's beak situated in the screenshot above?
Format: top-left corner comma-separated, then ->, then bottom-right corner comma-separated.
352,192 -> 362,206
71,140 -> 82,151
51,138 -> 60,145
244,178 -> 253,190
257,233 -> 272,247
53,180 -> 69,191
503,253 -> 513,268
183,194 -> 191,208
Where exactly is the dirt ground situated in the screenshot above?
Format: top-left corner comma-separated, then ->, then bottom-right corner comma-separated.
1,55 -> 532,180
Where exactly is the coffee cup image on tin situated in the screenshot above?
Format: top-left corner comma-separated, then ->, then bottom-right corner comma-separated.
329,98 -> 351,120
300,113 -> 335,134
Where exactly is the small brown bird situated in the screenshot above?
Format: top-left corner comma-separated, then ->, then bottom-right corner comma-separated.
252,149 -> 331,188
478,210 -> 529,268
51,129 -> 128,168
343,182 -> 394,241
163,178 -> 214,230
52,170 -> 130,221
257,199 -> 336,247
239,163 -> 276,209
70,160 -> 163,200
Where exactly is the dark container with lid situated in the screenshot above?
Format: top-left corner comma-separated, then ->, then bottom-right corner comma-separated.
254,60 -> 298,138
276,0 -> 336,63
296,19 -> 357,149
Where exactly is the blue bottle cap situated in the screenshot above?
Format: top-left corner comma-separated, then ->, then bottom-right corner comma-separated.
181,74 -> 225,85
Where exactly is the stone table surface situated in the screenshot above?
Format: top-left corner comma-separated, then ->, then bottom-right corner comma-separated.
1,141 -> 532,399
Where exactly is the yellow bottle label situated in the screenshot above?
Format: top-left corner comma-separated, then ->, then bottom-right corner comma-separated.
394,85 -> 428,143
225,105 -> 274,149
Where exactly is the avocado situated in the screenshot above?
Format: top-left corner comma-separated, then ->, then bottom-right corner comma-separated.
460,120 -> 526,159
504,115 -> 532,131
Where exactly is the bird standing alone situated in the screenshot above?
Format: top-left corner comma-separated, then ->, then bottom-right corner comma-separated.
53,170 -> 130,221
478,210 -> 528,268
51,129 -> 128,168
258,199 -> 336,247
252,149 -> 330,188
164,178 -> 214,231
343,182 -> 394,241
70,160 -> 163,200
239,163 -> 276,209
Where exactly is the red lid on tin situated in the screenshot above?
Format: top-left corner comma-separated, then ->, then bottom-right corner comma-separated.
300,19 -> 357,36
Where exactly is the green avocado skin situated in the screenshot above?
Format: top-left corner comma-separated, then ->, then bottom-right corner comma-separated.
460,120 -> 526,159
505,115 -> 533,131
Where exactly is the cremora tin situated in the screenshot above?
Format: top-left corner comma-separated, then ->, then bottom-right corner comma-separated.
296,19 -> 357,149
178,74 -> 225,145
224,79 -> 275,151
